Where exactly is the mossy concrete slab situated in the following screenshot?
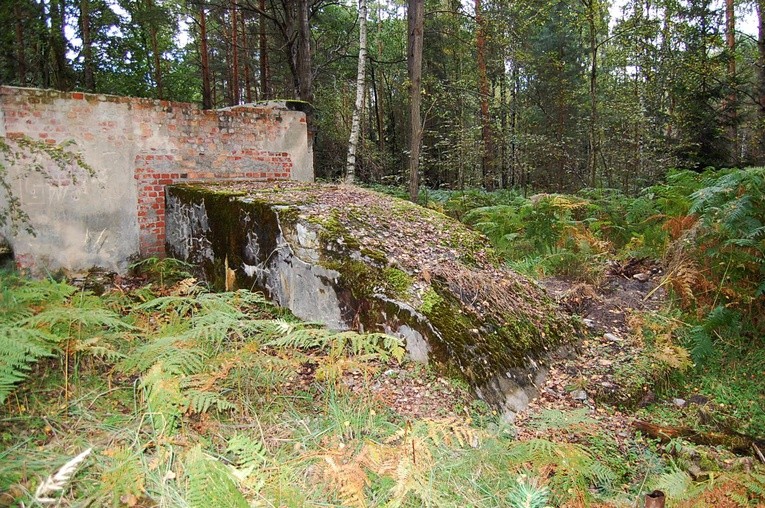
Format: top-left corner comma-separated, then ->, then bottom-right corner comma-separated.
165,182 -> 579,418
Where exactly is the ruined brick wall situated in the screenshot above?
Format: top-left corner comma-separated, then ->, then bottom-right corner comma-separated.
0,86 -> 312,273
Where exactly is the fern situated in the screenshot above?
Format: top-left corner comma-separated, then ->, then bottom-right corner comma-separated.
226,433 -> 267,471
140,363 -> 187,436
97,446 -> 146,507
0,326 -> 59,402
506,438 -> 616,503
120,334 -> 208,376
185,446 -> 249,508
506,474 -> 550,508
686,305 -> 741,362
527,408 -> 596,431
183,389 -> 236,414
652,469 -> 697,501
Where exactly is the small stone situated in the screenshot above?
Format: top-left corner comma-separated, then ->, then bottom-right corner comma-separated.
604,332 -> 621,342
672,398 -> 687,408
571,389 -> 588,401
500,410 -> 517,425
582,318 -> 596,328
633,272 -> 650,282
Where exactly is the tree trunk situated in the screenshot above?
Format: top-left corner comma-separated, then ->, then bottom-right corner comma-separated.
346,0 -> 368,184
199,6 -> 212,109
374,5 -> 385,155
258,0 -> 271,100
725,0 -> 737,164
241,8 -> 253,102
407,0 -> 424,202
296,0 -> 312,103
584,0 -> 600,187
757,0 -> 765,164
499,53 -> 508,189
80,0 -> 95,91
146,0 -> 163,99
230,0 -> 240,106
49,0 -> 71,90
14,3 -> 27,85
475,0 -> 494,191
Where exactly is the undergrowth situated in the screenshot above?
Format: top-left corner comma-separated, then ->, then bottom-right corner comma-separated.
3,167 -> 765,507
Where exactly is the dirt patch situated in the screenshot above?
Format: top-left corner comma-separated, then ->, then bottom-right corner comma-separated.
516,258 -> 667,440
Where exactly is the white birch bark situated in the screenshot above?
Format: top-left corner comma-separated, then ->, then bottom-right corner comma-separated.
345,0 -> 368,184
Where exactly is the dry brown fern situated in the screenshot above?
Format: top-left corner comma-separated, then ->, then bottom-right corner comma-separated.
662,214 -> 698,241
320,451 -> 371,508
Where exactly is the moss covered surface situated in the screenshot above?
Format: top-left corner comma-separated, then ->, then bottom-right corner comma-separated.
166,182 -> 578,405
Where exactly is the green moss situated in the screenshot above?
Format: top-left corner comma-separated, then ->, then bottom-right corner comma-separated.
419,287 -> 444,314
382,268 -> 413,298
314,211 -> 361,250
275,205 -> 301,225
361,248 -> 387,265
323,258 -> 380,299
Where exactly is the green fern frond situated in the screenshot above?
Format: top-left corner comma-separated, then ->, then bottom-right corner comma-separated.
507,474 -> 550,508
185,446 -> 249,508
119,335 -> 207,376
23,305 -> 133,334
139,363 -> 186,436
506,438 -> 615,503
527,408 -> 596,431
652,469 -> 696,501
0,325 -> 59,403
3,278 -> 78,308
97,446 -> 145,506
184,389 -> 236,414
227,433 -> 267,470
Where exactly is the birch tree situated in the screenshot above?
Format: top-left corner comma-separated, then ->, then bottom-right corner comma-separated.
345,0 -> 368,184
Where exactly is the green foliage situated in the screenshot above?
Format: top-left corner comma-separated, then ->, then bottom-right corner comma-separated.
461,193 -> 609,281
0,276 -> 128,403
0,324 -> 58,403
129,257 -> 194,288
185,446 -> 249,508
226,433 -> 268,471
527,408 -> 596,431
506,438 -> 616,503
506,474 -> 550,508
688,167 -> 765,319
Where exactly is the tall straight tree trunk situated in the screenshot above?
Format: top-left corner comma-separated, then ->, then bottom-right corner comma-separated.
345,0 -> 368,184
241,8 -> 253,102
407,0 -> 424,202
374,5 -> 385,154
80,0 -> 95,91
146,0 -> 163,99
49,0 -> 70,90
199,6 -> 213,109
296,0 -> 315,151
475,0 -> 494,190
725,0 -> 738,164
296,0 -> 312,103
499,61 -> 508,188
14,4 -> 27,85
511,64 -> 518,188
230,0 -> 240,105
259,0 -> 271,100
757,0 -> 765,164
584,0 -> 600,187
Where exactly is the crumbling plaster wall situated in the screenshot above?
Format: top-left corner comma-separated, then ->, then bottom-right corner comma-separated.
0,86 -> 313,274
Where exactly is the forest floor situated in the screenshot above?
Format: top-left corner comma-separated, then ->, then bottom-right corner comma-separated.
367,257 -> 668,437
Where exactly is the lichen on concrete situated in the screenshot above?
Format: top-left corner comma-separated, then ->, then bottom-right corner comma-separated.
165,181 -> 579,417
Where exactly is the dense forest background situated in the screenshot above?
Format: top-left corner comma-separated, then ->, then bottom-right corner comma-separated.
1,0 -> 764,194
